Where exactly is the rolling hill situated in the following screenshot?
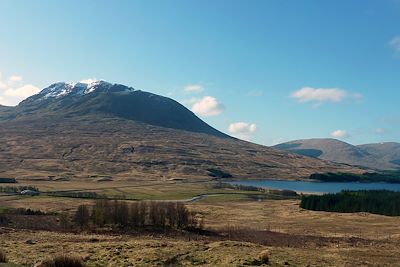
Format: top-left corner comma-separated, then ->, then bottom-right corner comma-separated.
274,139 -> 400,170
0,81 -> 362,181
358,142 -> 400,168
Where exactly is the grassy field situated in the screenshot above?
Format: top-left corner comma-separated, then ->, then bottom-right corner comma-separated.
1,179 -> 400,266
2,229 -> 400,267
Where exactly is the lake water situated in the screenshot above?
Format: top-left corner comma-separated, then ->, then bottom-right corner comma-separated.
229,179 -> 400,193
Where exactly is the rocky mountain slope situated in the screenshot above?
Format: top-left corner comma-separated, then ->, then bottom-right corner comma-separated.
0,81 -> 362,181
274,139 -> 400,170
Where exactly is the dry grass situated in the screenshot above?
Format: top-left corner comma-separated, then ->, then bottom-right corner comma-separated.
38,255 -> 85,267
1,229 -> 400,266
0,116 -> 362,181
259,250 -> 269,264
191,199 -> 400,240
2,180 -> 400,266
0,249 -> 7,263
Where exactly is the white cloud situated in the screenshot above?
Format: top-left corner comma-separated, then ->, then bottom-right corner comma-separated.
228,122 -> 257,134
0,73 -> 39,106
4,84 -> 39,97
389,36 -> 400,53
228,122 -> 257,140
181,97 -> 200,106
290,87 -> 347,103
0,80 -> 6,89
80,78 -> 98,84
330,130 -> 349,138
375,128 -> 385,134
8,75 -> 22,83
184,84 -> 204,93
191,96 -> 224,116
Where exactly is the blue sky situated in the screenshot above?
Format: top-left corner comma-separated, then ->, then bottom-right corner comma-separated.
0,0 -> 399,145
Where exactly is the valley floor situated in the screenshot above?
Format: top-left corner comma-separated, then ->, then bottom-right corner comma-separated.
1,179 -> 400,266
2,228 -> 400,267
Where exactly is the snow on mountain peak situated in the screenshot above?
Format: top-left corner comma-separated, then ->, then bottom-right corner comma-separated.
37,80 -> 134,99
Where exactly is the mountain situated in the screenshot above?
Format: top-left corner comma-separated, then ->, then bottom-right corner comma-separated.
358,142 -> 400,168
8,81 -> 227,138
0,81 -> 362,181
274,139 -> 400,170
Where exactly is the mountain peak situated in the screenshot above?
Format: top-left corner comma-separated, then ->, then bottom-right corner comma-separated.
14,81 -> 228,138
37,80 -> 135,100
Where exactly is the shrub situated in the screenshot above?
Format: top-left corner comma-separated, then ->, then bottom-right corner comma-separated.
91,199 -> 109,227
0,214 -> 8,225
259,250 -> 269,264
74,199 -> 200,230
39,255 -> 85,267
207,168 -> 232,178
0,178 -> 16,183
74,205 -> 90,228
0,249 -> 7,263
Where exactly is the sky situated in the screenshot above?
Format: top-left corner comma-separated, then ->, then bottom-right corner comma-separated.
1,0 -> 400,146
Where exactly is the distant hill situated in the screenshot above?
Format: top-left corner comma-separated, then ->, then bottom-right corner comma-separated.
358,142 -> 400,168
274,139 -> 400,170
0,81 -> 362,181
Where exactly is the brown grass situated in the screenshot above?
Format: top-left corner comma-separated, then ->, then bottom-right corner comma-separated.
1,179 -> 400,266
38,254 -> 84,267
259,250 -> 270,264
0,116 -> 362,181
0,249 -> 7,263
2,229 -> 400,266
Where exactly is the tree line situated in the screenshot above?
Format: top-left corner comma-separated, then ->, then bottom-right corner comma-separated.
310,171 -> 400,183
74,200 -> 203,230
300,190 -> 400,216
0,185 -> 39,193
47,191 -> 100,199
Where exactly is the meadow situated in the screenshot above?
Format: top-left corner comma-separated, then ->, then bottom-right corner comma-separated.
1,178 -> 400,266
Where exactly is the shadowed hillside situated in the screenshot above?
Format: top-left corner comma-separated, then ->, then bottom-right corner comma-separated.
7,81 -> 228,138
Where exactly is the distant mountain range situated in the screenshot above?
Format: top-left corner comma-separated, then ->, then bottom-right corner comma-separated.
274,139 -> 400,170
0,81 -> 361,181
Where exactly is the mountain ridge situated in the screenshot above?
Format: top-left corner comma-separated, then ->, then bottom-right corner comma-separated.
274,138 -> 400,170
5,81 -> 228,138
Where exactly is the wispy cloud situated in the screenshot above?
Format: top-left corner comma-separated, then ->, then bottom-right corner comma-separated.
330,129 -> 349,138
389,36 -> 400,53
191,96 -> 224,116
375,128 -> 386,135
290,87 -> 362,105
0,72 -> 39,106
228,122 -> 257,140
290,87 -> 347,103
8,75 -> 22,83
183,84 -> 204,93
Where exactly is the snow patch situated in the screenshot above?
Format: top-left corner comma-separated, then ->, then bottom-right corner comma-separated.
38,80 -> 120,99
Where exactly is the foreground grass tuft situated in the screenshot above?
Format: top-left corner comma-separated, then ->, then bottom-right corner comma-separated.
0,249 -> 7,263
38,255 -> 85,267
259,250 -> 269,264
